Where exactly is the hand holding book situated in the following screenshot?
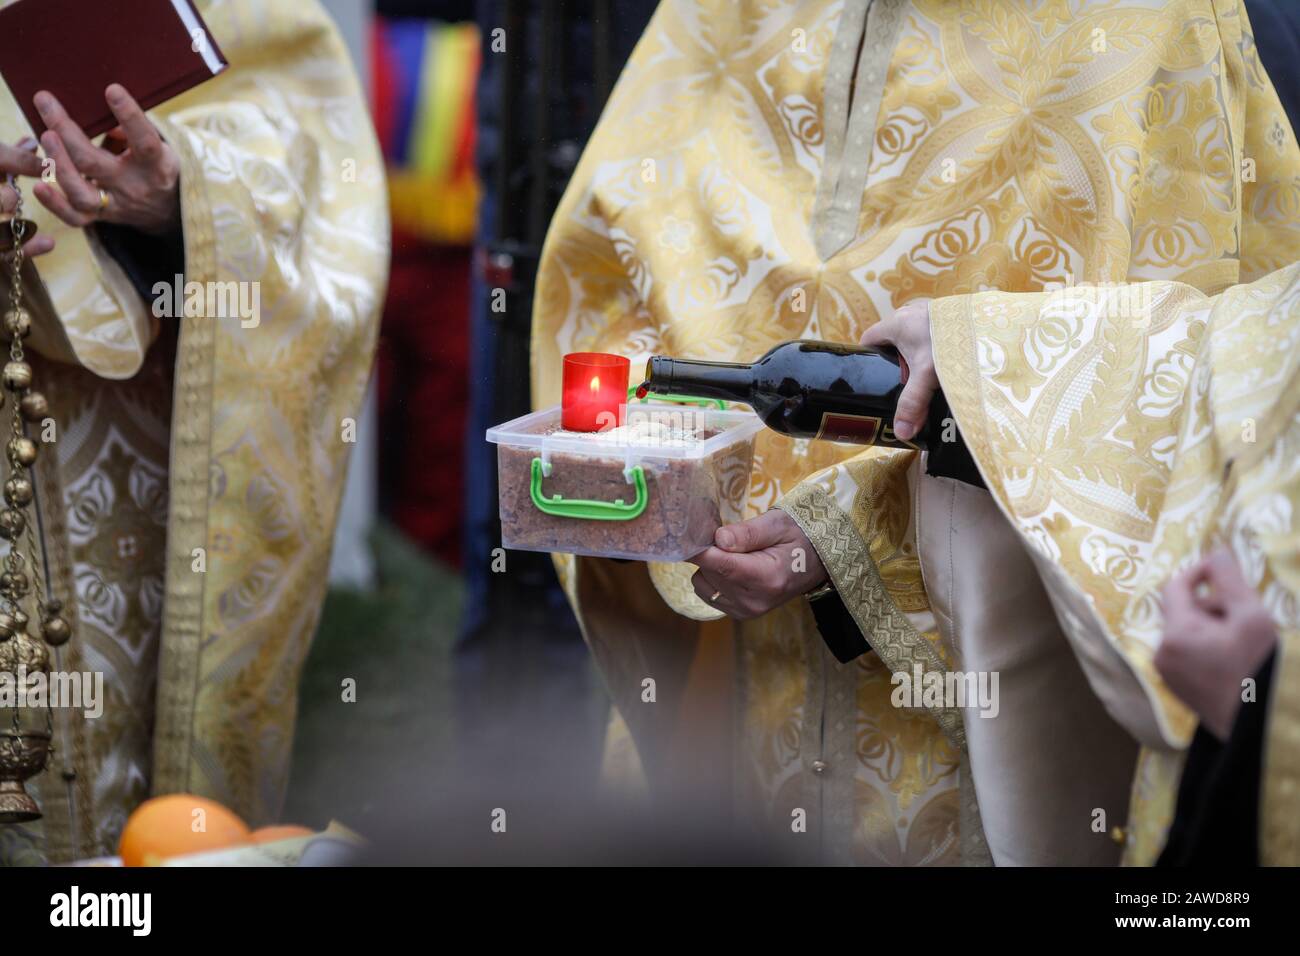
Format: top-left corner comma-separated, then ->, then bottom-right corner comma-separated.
0,0 -> 228,253
31,85 -> 181,238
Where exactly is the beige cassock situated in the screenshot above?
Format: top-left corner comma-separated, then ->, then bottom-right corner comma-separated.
0,0 -> 388,864
532,0 -> 1300,864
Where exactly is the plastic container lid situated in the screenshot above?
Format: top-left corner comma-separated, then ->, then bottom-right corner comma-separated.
486,402 -> 763,464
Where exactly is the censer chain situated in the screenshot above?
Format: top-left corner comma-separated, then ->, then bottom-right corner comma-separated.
0,180 -> 73,826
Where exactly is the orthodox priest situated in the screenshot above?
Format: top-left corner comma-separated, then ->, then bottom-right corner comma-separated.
0,0 -> 387,864
532,0 -> 1300,864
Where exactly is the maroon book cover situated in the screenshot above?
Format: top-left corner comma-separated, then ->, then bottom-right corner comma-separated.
0,0 -> 228,139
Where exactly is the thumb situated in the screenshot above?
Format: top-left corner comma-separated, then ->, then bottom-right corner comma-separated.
1202,547 -> 1256,610
858,316 -> 897,349
715,510 -> 791,553
893,374 -> 937,442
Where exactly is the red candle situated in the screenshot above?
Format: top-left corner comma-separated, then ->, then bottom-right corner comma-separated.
562,352 -> 629,432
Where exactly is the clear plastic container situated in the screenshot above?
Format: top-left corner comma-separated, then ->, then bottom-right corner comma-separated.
486,401 -> 762,561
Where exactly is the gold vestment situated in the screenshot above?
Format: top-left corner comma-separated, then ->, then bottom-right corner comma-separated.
531,0 -> 1300,863
0,0 -> 388,864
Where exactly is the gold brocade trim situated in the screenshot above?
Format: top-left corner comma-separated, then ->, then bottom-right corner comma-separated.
811,0 -> 910,261
1120,747 -> 1184,866
1224,270 -> 1300,477
149,117 -> 217,796
1262,630 -> 1300,866
798,624 -> 827,849
777,482 -> 965,749
809,0 -> 869,261
928,295 -> 1001,502
795,617 -> 862,865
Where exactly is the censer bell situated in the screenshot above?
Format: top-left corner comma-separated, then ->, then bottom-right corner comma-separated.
0,620 -> 53,824
0,726 -> 51,824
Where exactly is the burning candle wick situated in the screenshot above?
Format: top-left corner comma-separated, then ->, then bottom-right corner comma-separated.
590,375 -> 600,393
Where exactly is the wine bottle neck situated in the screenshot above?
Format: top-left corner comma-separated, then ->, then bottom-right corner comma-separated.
645,357 -> 754,404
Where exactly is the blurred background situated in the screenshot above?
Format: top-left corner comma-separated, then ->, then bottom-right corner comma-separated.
285,0 -> 660,831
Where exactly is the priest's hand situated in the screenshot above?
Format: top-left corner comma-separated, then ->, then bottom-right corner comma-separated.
30,85 -> 181,237
688,509 -> 827,620
0,179 -> 55,258
859,300 -> 936,441
1156,548 -> 1278,741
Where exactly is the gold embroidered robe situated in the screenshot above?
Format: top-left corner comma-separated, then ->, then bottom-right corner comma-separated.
0,0 -> 388,864
1264,629 -> 1300,865
918,261 -> 1300,865
531,0 -> 1300,864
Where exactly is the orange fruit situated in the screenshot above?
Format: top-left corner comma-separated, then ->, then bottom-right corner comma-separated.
118,794 -> 252,866
249,824 -> 313,843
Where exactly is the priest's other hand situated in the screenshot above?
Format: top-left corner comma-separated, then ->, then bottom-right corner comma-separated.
1156,548 -> 1278,741
688,509 -> 827,619
859,300 -> 936,441
30,85 -> 180,237
0,180 -> 54,258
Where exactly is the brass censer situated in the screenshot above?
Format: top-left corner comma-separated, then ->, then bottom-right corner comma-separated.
0,186 -> 72,824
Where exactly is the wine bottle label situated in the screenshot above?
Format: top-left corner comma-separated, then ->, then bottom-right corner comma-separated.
815,411 -> 884,444
880,422 -> 921,450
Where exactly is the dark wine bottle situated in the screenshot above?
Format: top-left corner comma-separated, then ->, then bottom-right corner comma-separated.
639,340 -> 985,487
639,340 -> 945,449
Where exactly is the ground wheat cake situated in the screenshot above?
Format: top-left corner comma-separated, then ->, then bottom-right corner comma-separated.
494,407 -> 758,561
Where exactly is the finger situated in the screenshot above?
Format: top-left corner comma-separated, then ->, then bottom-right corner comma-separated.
34,92 -> 116,181
692,545 -> 771,591
21,234 -> 54,257
714,510 -> 791,553
105,85 -> 165,166
38,131 -> 103,219
691,568 -> 735,612
1161,564 -> 1203,627
0,183 -> 16,216
688,545 -> 739,578
0,141 -> 43,179
692,566 -> 724,596
859,316 -> 898,348
32,178 -> 94,229
1182,557 -> 1229,617
1201,547 -> 1255,607
102,127 -> 129,156
893,372 -> 937,442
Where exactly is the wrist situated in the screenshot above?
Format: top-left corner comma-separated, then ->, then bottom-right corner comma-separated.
1206,684 -> 1243,741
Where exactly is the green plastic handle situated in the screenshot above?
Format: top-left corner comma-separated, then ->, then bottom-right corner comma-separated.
530,457 -> 648,521
627,385 -> 726,409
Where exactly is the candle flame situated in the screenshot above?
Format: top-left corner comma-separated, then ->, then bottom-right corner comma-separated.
589,375 -> 601,394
